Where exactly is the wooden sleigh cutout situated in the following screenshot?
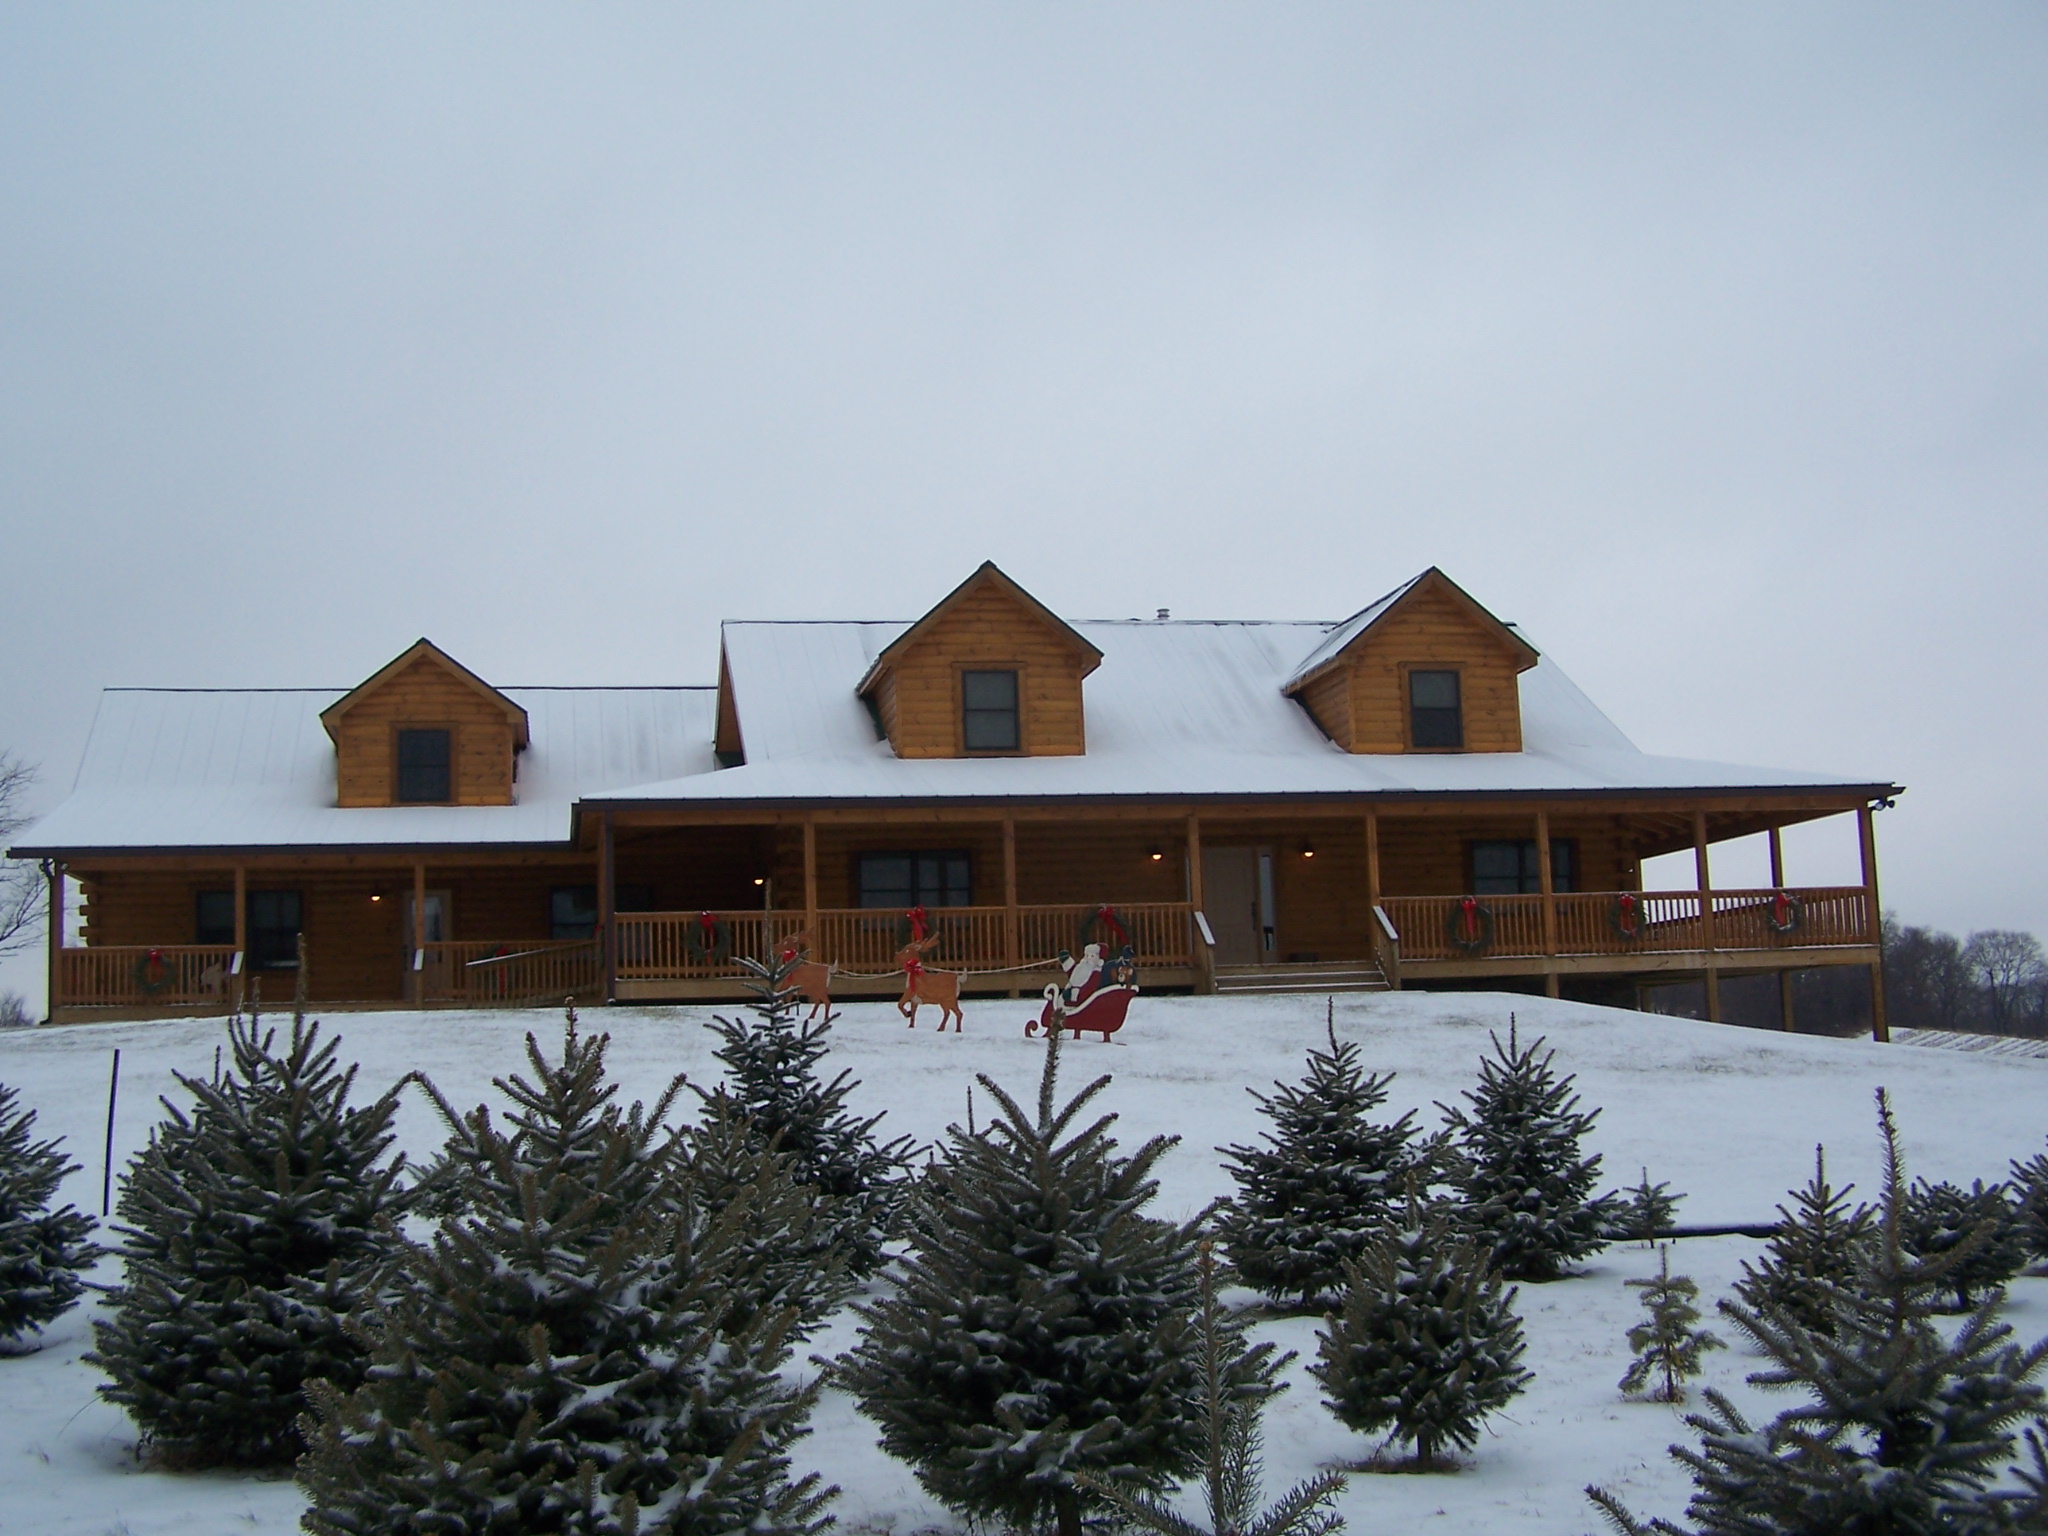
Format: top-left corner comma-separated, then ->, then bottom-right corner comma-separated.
1026,946 -> 1139,1042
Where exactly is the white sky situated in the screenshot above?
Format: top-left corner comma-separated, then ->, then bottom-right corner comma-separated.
3,5 -> 2044,997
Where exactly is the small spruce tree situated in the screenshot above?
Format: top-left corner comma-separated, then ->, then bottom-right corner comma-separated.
1590,1089 -> 2048,1535
1614,1169 -> 1685,1248
1730,1145 -> 1871,1339
299,1013 -> 833,1536
1439,1017 -> 1617,1282
842,1029 -> 1206,1536
1217,1014 -> 1419,1309
1618,1248 -> 1722,1404
701,949 -> 912,1277
1899,1177 -> 2029,1312
87,1006 -> 409,1466
1079,1241 -> 1348,1536
2011,1143 -> 2048,1268
683,1088 -> 849,1340
0,1081 -> 98,1347
1312,1191 -> 1531,1470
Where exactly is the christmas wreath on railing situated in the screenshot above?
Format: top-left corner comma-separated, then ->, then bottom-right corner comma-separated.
1445,897 -> 1495,955
1611,892 -> 1647,943
1079,904 -> 1132,955
684,912 -> 732,964
1765,889 -> 1805,936
134,947 -> 175,996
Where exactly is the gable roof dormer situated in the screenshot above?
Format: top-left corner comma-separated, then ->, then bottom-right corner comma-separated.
320,639 -> 529,806
1283,568 -> 1540,754
855,562 -> 1102,758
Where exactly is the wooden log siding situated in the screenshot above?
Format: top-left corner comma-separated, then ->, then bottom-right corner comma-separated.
1380,887 -> 1871,963
873,583 -> 1091,758
331,655 -> 521,807
1337,584 -> 1528,753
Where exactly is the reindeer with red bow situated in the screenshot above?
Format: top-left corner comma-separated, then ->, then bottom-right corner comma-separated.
770,928 -> 839,1023
896,932 -> 964,1032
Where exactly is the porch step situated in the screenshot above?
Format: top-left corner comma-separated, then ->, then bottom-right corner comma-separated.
1213,961 -> 1391,995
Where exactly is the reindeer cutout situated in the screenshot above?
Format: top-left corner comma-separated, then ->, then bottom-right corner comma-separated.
896,933 -> 964,1032
773,928 -> 839,1023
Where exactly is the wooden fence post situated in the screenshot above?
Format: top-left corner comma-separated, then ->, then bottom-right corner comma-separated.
1536,810 -> 1559,998
1769,827 -> 1795,1032
1695,811 -> 1719,1023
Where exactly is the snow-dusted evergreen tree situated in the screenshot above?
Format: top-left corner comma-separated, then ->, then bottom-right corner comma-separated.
87,1007 -> 408,1467
842,1029 -> 1206,1536
300,1013 -> 833,1536
1613,1169 -> 1685,1248
1900,1177 -> 2029,1312
1079,1241 -> 1348,1536
0,1081 -> 98,1347
1439,1018 -> 1616,1282
683,1088 -> 849,1340
1618,1248 -> 1722,1404
2012,1143 -> 2048,1268
1216,1013 -> 1419,1308
1590,1090 -> 2048,1536
1312,1191 -> 1531,1470
1731,1145 -> 1871,1339
701,949 -> 912,1277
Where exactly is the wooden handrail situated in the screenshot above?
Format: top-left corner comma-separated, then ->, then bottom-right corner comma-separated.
1378,887 -> 1873,962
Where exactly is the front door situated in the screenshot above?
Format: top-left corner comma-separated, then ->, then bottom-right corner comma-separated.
1202,847 -> 1268,966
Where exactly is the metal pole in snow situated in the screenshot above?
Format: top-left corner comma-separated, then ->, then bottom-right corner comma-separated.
101,1048 -> 120,1218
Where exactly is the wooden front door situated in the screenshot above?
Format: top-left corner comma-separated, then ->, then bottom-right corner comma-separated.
1202,847 -> 1264,966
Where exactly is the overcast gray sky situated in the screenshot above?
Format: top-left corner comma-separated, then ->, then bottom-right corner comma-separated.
3,5 -> 2045,989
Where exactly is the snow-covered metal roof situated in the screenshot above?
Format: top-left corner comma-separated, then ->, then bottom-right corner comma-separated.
12,687 -> 715,854
585,618 -> 1889,806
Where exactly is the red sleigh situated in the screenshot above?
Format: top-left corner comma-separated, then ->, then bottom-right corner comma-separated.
1026,947 -> 1139,1043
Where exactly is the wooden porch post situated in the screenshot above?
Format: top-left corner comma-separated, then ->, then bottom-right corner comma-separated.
44,861 -> 61,1021
1859,802 -> 1889,1043
1187,813 -> 1212,994
1002,815 -> 1019,997
1363,810 -> 1381,909
1535,810 -> 1559,998
802,814 -> 818,937
411,861 -> 426,1007
233,863 -> 247,1013
1694,810 -> 1720,1023
599,812 -> 616,1005
1769,827 -> 1795,1032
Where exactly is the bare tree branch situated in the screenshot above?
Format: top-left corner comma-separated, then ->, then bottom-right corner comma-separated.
0,753 -> 44,960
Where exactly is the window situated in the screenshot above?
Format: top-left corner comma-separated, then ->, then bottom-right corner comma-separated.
1470,841 -> 1576,896
961,669 -> 1020,752
396,728 -> 452,803
551,886 -> 598,940
195,891 -> 236,946
857,852 -> 972,909
1408,670 -> 1463,749
195,889 -> 303,965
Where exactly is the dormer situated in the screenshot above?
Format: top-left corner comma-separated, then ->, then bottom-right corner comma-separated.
319,640 -> 528,806
1283,569 -> 1539,753
855,562 -> 1102,758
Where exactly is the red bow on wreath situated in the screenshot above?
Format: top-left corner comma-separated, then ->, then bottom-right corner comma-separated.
1095,905 -> 1131,948
905,905 -> 931,942
1457,896 -> 1481,941
1771,891 -> 1792,927
1616,892 -> 1640,936
697,911 -> 719,942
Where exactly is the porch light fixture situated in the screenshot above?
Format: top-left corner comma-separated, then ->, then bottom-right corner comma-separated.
1148,847 -> 1164,861
370,893 -> 382,902
1300,841 -> 1316,859
753,877 -> 767,886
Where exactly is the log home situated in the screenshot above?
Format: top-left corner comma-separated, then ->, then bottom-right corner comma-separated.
10,564 -> 1902,1033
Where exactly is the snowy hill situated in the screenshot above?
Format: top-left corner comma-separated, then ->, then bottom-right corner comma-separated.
0,992 -> 2042,1535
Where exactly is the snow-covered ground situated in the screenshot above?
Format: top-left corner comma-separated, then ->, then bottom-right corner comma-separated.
1,992 -> 2044,1535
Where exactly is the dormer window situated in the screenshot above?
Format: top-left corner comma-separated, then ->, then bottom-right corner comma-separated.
961,669 -> 1021,752
396,728 -> 452,803
1409,670 -> 1463,750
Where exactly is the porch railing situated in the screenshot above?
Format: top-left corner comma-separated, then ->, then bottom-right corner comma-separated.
612,902 -> 1196,982
57,945 -> 239,1008
1380,887 -> 1872,963
420,939 -> 605,1006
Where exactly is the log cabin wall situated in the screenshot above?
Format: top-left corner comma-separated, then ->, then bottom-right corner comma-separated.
1293,667 -> 1356,749
331,655 -> 521,806
876,583 -> 1090,758
613,825 -> 774,910
1341,584 -> 1527,753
